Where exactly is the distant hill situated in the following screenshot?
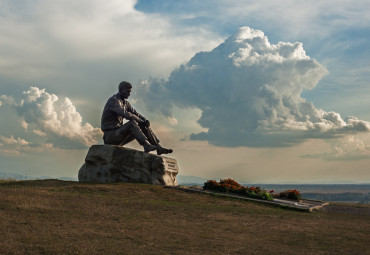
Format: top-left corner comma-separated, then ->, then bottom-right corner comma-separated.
176,175 -> 208,185
0,171 -> 32,180
245,184 -> 370,193
303,192 -> 370,204
2,170 -> 370,204
0,171 -> 78,181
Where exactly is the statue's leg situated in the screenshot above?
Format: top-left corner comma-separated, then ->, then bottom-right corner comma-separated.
139,123 -> 173,155
120,120 -> 149,144
104,120 -> 147,146
124,120 -> 158,152
138,124 -> 160,146
118,134 -> 135,146
103,130 -> 121,145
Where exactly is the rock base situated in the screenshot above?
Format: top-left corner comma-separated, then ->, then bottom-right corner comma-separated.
78,145 -> 178,186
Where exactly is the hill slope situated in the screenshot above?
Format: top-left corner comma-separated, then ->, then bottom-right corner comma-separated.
1,180 -> 369,254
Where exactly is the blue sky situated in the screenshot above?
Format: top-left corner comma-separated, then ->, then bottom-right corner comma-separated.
0,0 -> 370,183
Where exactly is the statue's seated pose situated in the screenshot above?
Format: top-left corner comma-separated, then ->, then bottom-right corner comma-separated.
101,81 -> 173,155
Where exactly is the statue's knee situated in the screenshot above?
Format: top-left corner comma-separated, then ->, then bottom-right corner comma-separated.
128,119 -> 139,128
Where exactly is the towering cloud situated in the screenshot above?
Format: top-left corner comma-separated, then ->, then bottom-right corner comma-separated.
139,27 -> 370,147
0,87 -> 102,149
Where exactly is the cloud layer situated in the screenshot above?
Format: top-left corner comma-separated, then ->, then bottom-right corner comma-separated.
0,87 -> 102,149
302,135 -> 370,161
139,27 -> 370,147
0,0 -> 221,93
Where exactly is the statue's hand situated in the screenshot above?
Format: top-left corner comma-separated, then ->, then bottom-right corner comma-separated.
144,119 -> 150,128
127,113 -> 141,122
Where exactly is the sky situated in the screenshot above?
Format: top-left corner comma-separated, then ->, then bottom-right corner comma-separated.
0,0 -> 370,183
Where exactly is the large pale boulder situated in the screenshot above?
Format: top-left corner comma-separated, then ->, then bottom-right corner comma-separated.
78,145 -> 178,186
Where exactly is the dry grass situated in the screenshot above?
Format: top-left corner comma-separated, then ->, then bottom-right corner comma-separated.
0,179 -> 369,255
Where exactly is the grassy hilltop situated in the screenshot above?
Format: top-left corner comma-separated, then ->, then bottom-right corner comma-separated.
1,180 -> 369,255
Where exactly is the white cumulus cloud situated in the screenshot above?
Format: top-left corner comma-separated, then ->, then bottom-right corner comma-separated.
138,26 -> 370,147
0,87 -> 102,149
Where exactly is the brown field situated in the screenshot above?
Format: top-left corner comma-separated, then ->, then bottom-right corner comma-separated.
1,179 -> 369,255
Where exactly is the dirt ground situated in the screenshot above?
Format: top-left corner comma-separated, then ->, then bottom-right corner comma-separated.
320,202 -> 370,215
1,180 -> 369,255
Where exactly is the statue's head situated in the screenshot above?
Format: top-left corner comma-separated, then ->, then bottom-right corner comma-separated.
118,81 -> 132,100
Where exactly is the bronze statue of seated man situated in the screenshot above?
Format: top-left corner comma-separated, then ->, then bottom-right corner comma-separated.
101,81 -> 173,155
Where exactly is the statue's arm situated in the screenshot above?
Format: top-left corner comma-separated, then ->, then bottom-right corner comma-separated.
126,101 -> 150,127
109,98 -> 144,123
126,101 -> 146,122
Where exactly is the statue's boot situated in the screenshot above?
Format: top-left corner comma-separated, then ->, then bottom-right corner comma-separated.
138,124 -> 172,155
143,140 -> 157,153
157,146 -> 173,155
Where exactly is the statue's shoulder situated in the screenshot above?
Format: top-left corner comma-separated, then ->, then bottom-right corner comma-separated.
106,94 -> 119,103
124,99 -> 132,106
103,94 -> 119,110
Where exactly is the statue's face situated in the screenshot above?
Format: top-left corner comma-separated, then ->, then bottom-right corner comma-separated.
119,88 -> 131,99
